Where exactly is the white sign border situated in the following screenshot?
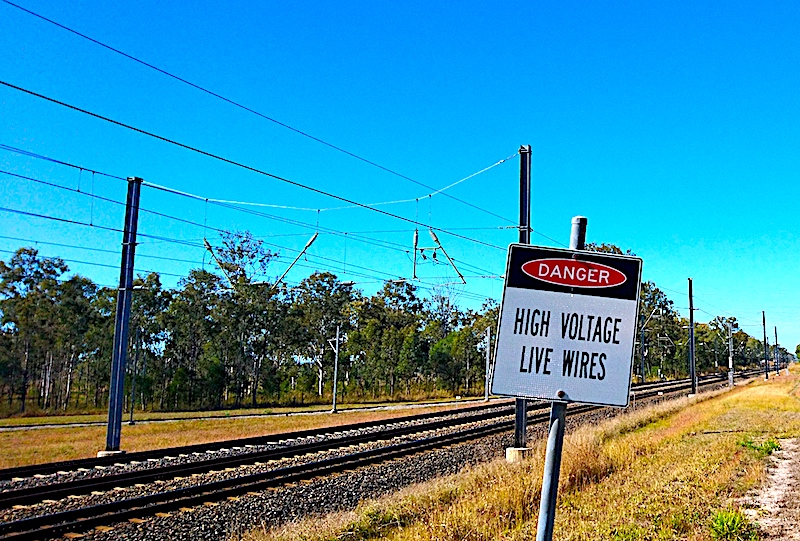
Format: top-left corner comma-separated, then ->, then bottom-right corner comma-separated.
490,244 -> 643,408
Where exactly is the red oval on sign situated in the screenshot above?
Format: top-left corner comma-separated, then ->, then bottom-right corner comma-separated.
521,258 -> 627,288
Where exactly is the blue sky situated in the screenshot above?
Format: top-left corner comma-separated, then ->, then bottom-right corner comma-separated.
0,0 -> 798,351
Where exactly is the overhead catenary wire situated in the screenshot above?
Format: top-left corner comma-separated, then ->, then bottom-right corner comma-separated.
657,283 -> 759,326
0,157 -> 417,256
0,143 -> 558,245
0,143 -> 126,181
0,0 -> 518,225
0,154 -> 418,255
0,235 -> 204,266
0,206 -> 425,289
0,168 -> 232,235
145,153 -> 517,212
0,79 -> 508,251
0,248 -> 184,278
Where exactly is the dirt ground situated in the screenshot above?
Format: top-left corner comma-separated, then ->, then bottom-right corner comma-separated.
741,438 -> 800,540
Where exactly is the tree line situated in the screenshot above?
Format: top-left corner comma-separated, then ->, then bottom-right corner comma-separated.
0,234 -> 792,416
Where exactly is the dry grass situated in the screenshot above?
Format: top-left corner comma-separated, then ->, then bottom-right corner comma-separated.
245,369 -> 800,541
0,402 -> 476,469
0,398 -> 482,427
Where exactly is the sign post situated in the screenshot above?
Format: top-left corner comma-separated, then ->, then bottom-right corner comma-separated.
491,217 -> 642,541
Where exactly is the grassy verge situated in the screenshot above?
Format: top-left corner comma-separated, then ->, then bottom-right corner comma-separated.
246,369 -> 800,541
0,402 -> 477,469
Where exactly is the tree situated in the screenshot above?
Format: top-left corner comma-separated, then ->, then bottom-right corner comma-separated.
0,248 -> 68,412
291,272 -> 355,397
348,281 -> 424,397
207,231 -> 278,407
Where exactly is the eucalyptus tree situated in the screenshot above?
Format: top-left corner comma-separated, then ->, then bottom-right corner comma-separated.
160,269 -> 225,409
292,272 -> 356,397
0,248 -> 68,411
204,230 -> 278,407
637,281 -> 681,379
128,273 -> 170,409
460,300 -> 499,393
348,280 -> 423,396
53,274 -> 98,410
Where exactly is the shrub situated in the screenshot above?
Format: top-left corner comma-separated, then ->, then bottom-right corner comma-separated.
710,509 -> 759,541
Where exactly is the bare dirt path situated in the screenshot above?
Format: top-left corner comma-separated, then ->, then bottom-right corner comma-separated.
741,438 -> 800,540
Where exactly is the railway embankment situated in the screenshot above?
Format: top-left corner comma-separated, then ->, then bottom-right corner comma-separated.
0,372 -> 775,540
248,370 -> 800,541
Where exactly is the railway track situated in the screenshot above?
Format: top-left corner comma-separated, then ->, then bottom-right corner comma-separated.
0,370 -> 758,540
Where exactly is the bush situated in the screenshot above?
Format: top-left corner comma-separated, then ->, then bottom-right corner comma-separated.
710,509 -> 759,541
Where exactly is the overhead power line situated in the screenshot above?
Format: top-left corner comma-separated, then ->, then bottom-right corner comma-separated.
0,168 -> 232,234
0,0 -> 516,224
0,206 -> 449,291
0,79 -> 506,251
0,143 -> 519,251
144,153 -> 517,213
0,248 -> 183,278
0,143 -> 126,181
0,235 -> 204,266
1,143 -> 558,246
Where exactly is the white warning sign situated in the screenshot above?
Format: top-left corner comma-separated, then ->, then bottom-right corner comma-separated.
491,245 -> 642,407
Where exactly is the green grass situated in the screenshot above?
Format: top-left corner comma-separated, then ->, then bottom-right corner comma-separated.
710,509 -> 759,541
738,437 -> 781,458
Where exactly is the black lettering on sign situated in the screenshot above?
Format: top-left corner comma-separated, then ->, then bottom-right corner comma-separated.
514,308 -> 551,337
519,345 -> 527,372
520,346 -> 554,374
603,317 -> 613,342
535,347 -> 546,374
514,308 -> 525,335
562,350 -> 576,377
561,312 -> 625,344
589,352 -> 599,380
579,351 -> 590,378
562,349 -> 608,380
598,353 -> 606,380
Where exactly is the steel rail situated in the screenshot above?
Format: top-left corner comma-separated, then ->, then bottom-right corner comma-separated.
0,372 -> 740,481
0,375 -> 719,507
0,405 -> 596,541
0,372 -> 757,541
0,400 -> 514,481
0,403 -> 532,507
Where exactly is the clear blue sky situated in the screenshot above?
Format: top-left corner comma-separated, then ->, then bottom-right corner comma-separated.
1,0 -> 798,351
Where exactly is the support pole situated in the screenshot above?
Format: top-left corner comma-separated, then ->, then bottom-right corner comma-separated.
639,312 -> 646,383
727,322 -> 734,388
331,325 -> 340,413
534,215 -> 585,541
762,311 -> 769,380
484,326 -> 491,402
774,326 -> 779,376
129,325 -> 140,425
688,278 -> 696,394
103,176 -> 142,455
514,145 -> 532,449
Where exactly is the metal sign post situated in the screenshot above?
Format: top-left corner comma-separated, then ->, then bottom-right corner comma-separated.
490,216 -> 642,541
484,326 -> 491,402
